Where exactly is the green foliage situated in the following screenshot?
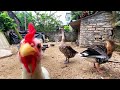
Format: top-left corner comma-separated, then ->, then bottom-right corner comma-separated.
71,11 -> 97,20
15,11 -> 62,32
115,21 -> 120,26
115,11 -> 120,21
0,12 -> 17,32
114,11 -> 120,27
71,11 -> 82,20
34,12 -> 62,32
64,25 -> 70,32
15,11 -> 35,29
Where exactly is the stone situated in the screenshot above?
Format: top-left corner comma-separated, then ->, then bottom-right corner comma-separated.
86,26 -> 93,28
96,28 -> 105,30
88,28 -> 95,30
105,28 -> 113,30
97,23 -> 106,25
94,31 -> 100,33
96,18 -> 105,21
80,27 -> 87,30
103,25 -> 112,27
86,30 -> 93,33
89,24 -> 96,25
80,25 -> 85,27
105,17 -> 112,20
88,19 -> 95,24
80,31 -> 86,33
105,14 -> 112,17
0,49 -> 13,58
82,21 -> 89,25
92,25 -> 96,28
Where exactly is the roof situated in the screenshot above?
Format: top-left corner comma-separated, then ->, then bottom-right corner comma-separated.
69,19 -> 80,30
80,11 -> 107,20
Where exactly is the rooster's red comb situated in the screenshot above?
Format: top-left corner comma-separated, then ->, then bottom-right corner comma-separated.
24,22 -> 36,43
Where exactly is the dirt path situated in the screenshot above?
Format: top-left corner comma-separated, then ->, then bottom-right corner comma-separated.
0,42 -> 120,79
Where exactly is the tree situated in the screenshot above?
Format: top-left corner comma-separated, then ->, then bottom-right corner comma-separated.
113,11 -> 120,27
71,11 -> 97,20
15,11 -> 36,30
15,11 -> 62,32
71,11 -> 82,20
34,11 -> 62,32
63,25 -> 73,32
0,11 -> 17,32
0,11 -> 22,42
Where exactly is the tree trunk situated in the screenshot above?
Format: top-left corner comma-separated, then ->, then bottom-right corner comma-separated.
112,11 -> 117,27
111,11 -> 117,40
13,28 -> 23,40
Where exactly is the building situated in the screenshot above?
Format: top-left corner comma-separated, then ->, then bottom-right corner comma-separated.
69,11 -> 113,47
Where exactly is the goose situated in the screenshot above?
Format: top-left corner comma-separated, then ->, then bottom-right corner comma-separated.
59,28 -> 78,64
79,40 -> 115,73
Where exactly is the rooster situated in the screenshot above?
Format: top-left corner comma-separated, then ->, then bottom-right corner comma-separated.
18,23 -> 50,79
79,40 -> 115,73
59,28 -> 78,64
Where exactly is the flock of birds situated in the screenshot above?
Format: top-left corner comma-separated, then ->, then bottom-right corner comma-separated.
18,22 -> 116,79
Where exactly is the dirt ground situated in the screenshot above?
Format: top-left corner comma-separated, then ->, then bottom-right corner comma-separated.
0,42 -> 120,79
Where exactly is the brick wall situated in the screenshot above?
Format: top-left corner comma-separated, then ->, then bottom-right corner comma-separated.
79,11 -> 113,47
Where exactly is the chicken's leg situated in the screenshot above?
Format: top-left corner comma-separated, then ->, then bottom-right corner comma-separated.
93,62 -> 96,68
67,58 -> 70,63
64,58 -> 69,64
94,62 -> 103,73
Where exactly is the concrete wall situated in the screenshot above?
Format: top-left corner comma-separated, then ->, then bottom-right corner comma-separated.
79,11 -> 113,47
0,32 -> 10,49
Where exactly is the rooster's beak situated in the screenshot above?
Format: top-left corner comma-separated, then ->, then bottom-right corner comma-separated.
19,43 -> 36,57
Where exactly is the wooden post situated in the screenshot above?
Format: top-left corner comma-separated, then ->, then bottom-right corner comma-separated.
24,12 -> 27,30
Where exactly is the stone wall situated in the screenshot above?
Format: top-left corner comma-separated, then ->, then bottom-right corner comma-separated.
45,30 -> 77,42
79,11 -> 113,47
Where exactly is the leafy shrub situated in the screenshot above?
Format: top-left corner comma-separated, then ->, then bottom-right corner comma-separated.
0,12 -> 17,32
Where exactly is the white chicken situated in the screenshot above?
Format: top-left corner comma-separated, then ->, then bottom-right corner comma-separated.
18,22 -> 50,79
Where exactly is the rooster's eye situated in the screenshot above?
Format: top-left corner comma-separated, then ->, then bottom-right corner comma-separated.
31,43 -> 34,47
37,44 -> 41,49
